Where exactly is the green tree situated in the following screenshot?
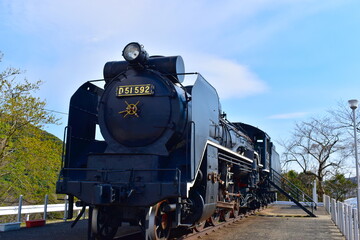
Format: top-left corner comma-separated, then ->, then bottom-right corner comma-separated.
324,173 -> 356,202
282,170 -> 315,199
0,52 -> 61,205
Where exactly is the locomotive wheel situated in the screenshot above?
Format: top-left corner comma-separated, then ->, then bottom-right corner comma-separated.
208,209 -> 221,226
231,202 -> 240,218
146,201 -> 171,240
91,207 -> 119,240
221,210 -> 231,222
230,208 -> 239,218
193,221 -> 206,232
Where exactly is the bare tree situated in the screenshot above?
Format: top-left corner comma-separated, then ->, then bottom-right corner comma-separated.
281,116 -> 347,195
329,101 -> 360,132
329,101 -> 360,158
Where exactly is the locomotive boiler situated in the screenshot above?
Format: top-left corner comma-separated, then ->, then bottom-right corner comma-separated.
56,42 -> 280,240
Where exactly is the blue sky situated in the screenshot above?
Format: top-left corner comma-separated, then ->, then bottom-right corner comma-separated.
1,0 -> 359,165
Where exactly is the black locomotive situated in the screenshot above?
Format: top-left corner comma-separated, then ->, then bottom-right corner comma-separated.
56,42 -> 281,240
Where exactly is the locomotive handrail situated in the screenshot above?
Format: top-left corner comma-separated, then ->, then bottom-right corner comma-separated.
60,126 -> 69,169
189,121 -> 198,182
176,168 -> 181,196
65,125 -> 72,169
218,152 -> 252,172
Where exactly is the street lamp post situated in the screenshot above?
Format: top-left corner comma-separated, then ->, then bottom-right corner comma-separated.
349,99 -> 360,229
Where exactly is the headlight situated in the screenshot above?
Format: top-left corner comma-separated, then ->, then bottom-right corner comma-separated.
122,42 -> 148,64
123,43 -> 140,61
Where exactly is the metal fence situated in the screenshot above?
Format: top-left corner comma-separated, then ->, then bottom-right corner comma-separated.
0,195 -> 84,223
323,194 -> 359,240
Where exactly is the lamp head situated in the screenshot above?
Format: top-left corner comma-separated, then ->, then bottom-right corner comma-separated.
122,42 -> 148,64
348,99 -> 358,110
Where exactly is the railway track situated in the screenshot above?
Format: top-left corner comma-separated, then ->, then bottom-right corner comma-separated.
114,208 -> 263,240
114,231 -> 144,240
176,209 -> 258,240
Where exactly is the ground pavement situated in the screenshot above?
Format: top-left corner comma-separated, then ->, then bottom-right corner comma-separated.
200,204 -> 344,240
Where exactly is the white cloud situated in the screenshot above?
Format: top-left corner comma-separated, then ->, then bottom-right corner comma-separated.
267,112 -> 309,119
3,0 -> 344,50
2,0 -> 275,101
0,0 -> 350,111
183,54 -> 267,99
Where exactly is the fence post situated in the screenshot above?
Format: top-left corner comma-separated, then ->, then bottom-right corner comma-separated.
336,201 -> 340,227
63,195 -> 69,221
342,202 -> 346,234
349,204 -> 353,240
338,202 -> 344,234
330,198 -> 333,221
313,180 -> 318,205
340,202 -> 345,236
43,194 -> 48,221
335,201 -> 340,227
17,195 -> 23,222
331,198 -> 337,224
324,195 -> 327,212
326,195 -> 331,213
323,194 -> 327,212
324,195 -> 328,213
345,204 -> 349,239
354,209 -> 359,240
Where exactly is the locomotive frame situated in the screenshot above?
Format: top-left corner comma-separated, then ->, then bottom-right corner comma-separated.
56,42 -> 280,240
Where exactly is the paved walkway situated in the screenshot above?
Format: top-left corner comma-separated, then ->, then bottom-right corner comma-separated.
201,204 -> 344,240
0,220 -> 138,240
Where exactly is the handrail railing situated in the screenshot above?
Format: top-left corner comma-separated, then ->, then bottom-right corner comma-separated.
271,169 -> 316,208
269,168 -> 317,217
0,194 -> 84,226
0,203 -> 83,216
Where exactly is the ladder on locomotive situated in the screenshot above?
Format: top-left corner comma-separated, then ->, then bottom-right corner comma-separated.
268,169 -> 317,217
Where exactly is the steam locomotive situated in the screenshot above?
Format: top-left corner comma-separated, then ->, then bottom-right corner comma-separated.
56,42 -> 281,240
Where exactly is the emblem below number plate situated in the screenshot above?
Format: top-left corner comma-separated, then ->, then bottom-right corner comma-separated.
119,101 -> 140,118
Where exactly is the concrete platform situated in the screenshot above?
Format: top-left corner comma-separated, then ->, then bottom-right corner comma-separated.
201,204 -> 344,240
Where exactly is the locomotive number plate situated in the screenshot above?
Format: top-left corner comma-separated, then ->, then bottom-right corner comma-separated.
116,84 -> 154,97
